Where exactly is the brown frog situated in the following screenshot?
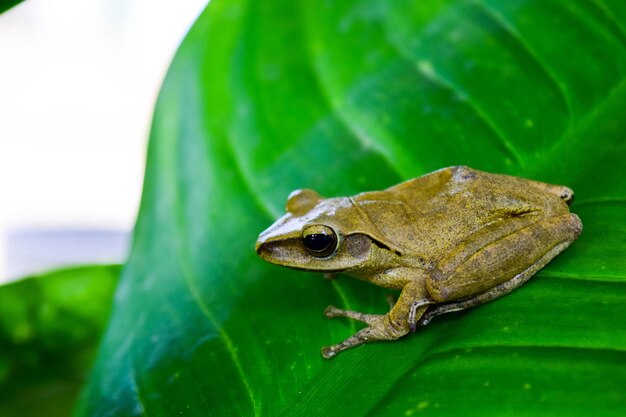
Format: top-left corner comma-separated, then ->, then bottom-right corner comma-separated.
255,166 -> 582,359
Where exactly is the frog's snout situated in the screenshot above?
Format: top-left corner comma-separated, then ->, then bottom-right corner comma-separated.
255,228 -> 299,264
255,237 -> 295,265
255,240 -> 272,262
255,234 -> 272,259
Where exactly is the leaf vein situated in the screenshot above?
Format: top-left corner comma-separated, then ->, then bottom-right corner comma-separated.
474,0 -> 576,121
592,0 -> 626,44
578,0 -> 626,48
379,8 -> 524,167
169,113 -> 261,415
223,130 -> 281,220
297,19 -> 404,177
129,361 -> 147,416
412,52 -> 523,167
178,251 -> 259,416
296,5 -> 405,315
365,345 -> 626,416
536,66 -> 626,165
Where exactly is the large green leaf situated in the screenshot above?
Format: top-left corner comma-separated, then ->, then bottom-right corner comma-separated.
76,0 -> 626,415
0,265 -> 120,417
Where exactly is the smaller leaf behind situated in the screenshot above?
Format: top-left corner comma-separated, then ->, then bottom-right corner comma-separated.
0,265 -> 121,417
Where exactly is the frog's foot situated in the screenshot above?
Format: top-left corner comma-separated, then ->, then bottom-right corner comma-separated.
321,313 -> 408,359
416,306 -> 442,327
416,296 -> 481,327
407,300 -> 434,332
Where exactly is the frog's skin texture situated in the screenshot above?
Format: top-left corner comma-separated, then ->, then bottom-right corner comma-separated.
256,166 -> 582,359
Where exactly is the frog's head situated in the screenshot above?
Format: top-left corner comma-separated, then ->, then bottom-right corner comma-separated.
256,189 -> 400,273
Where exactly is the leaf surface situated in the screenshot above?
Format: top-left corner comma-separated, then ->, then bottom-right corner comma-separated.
77,1 -> 626,416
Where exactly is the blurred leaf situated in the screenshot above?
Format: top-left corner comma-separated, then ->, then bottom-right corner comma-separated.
77,0 -> 626,416
0,0 -> 24,15
0,265 -> 120,417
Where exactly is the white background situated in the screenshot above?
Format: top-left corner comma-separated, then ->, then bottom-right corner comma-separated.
0,0 -> 207,282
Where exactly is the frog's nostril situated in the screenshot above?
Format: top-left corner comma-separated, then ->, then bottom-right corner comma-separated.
256,242 -> 269,259
256,238 -> 277,255
256,241 -> 275,260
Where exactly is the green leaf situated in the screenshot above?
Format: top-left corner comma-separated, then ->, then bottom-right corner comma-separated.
0,0 -> 24,15
0,265 -> 120,417
77,0 -> 626,416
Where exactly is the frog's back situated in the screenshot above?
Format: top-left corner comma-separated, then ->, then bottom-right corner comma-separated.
352,166 -> 572,261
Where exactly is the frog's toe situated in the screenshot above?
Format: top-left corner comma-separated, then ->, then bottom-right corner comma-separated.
323,305 -> 342,318
407,300 -> 433,332
323,305 -> 381,325
416,313 -> 433,327
321,345 -> 339,359
320,318 -> 406,359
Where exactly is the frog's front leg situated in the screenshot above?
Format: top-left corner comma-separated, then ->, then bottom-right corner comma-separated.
321,280 -> 432,359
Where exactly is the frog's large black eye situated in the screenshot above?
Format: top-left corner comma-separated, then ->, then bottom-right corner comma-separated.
302,225 -> 337,257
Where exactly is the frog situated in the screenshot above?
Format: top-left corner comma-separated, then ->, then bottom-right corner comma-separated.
255,166 -> 582,359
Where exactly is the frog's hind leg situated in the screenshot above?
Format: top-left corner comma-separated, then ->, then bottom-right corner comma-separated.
418,240 -> 569,326
419,213 -> 582,326
321,308 -> 395,359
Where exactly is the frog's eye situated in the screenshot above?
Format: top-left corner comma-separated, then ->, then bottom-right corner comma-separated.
302,225 -> 337,257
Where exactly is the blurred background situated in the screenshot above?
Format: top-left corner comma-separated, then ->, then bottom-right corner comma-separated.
0,0 -> 207,283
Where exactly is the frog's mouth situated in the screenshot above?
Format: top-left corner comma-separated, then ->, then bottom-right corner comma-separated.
255,238 -> 299,264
